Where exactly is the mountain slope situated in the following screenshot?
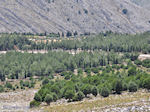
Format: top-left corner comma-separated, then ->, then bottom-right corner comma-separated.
0,0 -> 150,34
131,0 -> 150,10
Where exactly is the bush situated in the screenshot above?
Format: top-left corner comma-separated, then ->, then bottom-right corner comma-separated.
114,80 -> 123,94
91,68 -> 99,74
5,82 -> 13,89
0,85 -> 4,92
100,87 -> 110,97
122,9 -> 128,14
64,89 -> 75,100
128,67 -> 136,76
42,79 -> 49,85
23,81 -> 30,87
143,77 -> 150,90
78,68 -> 83,74
30,100 -> 41,108
134,60 -> 142,65
81,84 -> 91,97
122,82 -> 128,91
65,74 -> 71,80
51,85 -> 60,95
128,82 -> 138,92
91,86 -> 98,97
44,94 -> 53,105
34,93 -> 42,102
52,93 -> 58,102
21,86 -> 25,90
85,68 -> 91,74
66,31 -> 72,37
73,91 -> 85,101
38,88 -> 50,101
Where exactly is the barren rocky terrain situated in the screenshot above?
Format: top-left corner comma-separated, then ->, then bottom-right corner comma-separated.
0,0 -> 150,34
0,89 -> 150,112
0,89 -> 42,112
131,0 -> 150,10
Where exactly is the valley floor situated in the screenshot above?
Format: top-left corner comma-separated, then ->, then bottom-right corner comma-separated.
0,89 -> 150,112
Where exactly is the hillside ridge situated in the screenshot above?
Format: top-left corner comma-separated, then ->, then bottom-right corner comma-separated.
0,0 -> 150,34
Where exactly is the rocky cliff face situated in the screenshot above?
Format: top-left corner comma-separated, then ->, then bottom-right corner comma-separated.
0,0 -> 150,34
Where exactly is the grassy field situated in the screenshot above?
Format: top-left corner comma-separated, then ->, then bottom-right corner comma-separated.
44,90 -> 150,112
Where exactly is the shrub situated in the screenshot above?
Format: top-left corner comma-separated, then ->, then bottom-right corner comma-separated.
73,91 -> 85,101
122,9 -> 128,14
42,79 -> 49,85
91,68 -> 99,74
91,86 -> 98,97
66,31 -> 72,37
21,86 -> 25,90
44,94 -> 53,105
78,68 -> 83,74
64,89 -> 75,100
20,80 -> 23,86
65,74 -> 71,80
97,84 -> 104,94
0,85 -> 4,93
128,67 -> 136,76
34,93 -> 42,102
38,89 -> 50,101
83,9 -> 88,14
143,77 -> 150,90
30,100 -> 41,108
5,82 -> 13,89
81,84 -> 91,97
52,93 -> 58,102
134,60 -> 142,65
85,68 -> 91,74
114,80 -> 123,94
122,82 -> 128,91
100,87 -> 110,97
23,81 -> 30,87
128,82 -> 138,92
51,85 -> 60,95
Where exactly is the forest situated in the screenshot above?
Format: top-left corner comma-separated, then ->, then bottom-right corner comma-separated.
0,51 -> 124,81
0,32 -> 150,53
0,32 -> 149,108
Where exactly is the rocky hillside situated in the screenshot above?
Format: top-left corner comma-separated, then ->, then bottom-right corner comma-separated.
131,0 -> 150,10
0,0 -> 150,34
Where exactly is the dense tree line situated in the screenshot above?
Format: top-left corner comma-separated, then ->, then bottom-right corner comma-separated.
0,32 -> 150,53
0,34 -> 31,50
0,51 -> 123,81
49,32 -> 150,53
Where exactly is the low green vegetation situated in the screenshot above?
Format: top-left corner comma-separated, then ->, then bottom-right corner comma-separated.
135,59 -> 150,68
30,63 -> 150,107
